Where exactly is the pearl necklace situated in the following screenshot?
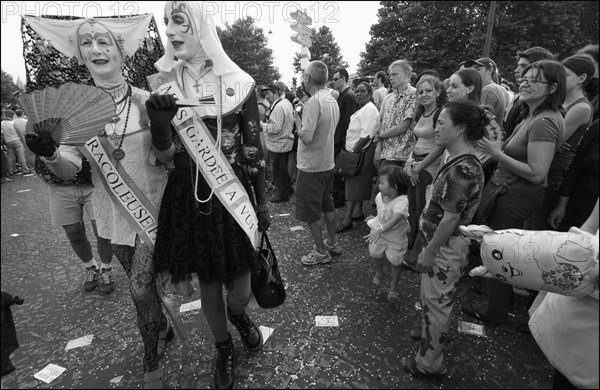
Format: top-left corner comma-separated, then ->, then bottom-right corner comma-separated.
181,68 -> 223,215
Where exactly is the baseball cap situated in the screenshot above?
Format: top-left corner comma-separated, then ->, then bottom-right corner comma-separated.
464,57 -> 497,70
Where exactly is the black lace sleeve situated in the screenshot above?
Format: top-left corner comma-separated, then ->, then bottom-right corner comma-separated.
239,92 -> 266,182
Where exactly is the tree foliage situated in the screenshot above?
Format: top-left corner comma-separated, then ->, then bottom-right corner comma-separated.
358,1 -> 599,82
217,17 -> 281,86
292,25 -> 349,81
1,69 -> 19,106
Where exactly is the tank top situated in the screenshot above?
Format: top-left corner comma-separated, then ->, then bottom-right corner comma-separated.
550,97 -> 593,170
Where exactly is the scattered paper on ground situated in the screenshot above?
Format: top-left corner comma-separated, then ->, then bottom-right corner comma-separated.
315,315 -> 339,327
11,234 -> 19,237
34,364 -> 66,383
414,301 -> 422,311
457,320 -> 486,337
278,213 -> 290,217
289,226 -> 304,231
179,299 -> 202,313
65,335 -> 94,350
24,173 -> 34,177
17,189 -> 31,193
109,375 -> 123,384
259,326 -> 274,343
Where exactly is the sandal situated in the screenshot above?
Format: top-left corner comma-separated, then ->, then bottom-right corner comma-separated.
157,316 -> 175,357
401,357 -> 446,379
387,290 -> 400,302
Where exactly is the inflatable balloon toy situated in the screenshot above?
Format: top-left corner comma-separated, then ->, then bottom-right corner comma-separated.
460,225 -> 599,298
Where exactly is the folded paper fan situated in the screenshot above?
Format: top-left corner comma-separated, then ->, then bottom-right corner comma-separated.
19,83 -> 115,145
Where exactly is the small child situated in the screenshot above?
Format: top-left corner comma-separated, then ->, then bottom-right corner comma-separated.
364,165 -> 410,302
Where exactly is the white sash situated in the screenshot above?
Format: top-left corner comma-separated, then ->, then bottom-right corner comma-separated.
79,136 -> 159,249
148,73 -> 259,248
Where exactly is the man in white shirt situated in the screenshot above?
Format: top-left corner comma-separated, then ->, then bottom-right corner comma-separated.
261,82 -> 295,203
372,71 -> 388,111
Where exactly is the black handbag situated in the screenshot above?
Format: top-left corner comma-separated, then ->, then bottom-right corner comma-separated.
251,232 -> 286,309
334,149 -> 365,176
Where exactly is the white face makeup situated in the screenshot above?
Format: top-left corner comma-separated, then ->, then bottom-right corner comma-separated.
78,22 -> 122,81
164,1 -> 203,62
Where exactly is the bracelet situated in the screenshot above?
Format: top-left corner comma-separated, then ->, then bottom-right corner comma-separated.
256,204 -> 269,214
41,149 -> 60,164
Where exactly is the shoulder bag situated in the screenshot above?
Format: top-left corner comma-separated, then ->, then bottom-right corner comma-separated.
251,232 -> 286,309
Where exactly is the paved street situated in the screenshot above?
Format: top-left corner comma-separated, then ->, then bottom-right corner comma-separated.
1,173 -> 553,389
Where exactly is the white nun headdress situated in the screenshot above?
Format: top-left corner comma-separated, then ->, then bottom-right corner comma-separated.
23,14 -> 153,64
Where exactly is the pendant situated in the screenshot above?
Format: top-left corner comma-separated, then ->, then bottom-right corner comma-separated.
112,149 -> 125,160
109,116 -> 120,123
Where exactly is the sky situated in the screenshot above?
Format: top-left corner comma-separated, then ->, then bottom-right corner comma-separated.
1,1 -> 381,85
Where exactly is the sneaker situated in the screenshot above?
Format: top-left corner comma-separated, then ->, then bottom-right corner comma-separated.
300,249 -> 332,266
98,268 -> 115,295
83,266 -> 99,292
324,239 -> 342,255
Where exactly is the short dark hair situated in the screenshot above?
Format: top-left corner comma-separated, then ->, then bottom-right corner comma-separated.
379,165 -> 410,196
442,99 -> 489,142
562,55 -> 599,98
454,68 -> 482,103
516,46 -> 555,63
14,108 -> 24,116
335,68 -> 349,82
376,71 -> 387,84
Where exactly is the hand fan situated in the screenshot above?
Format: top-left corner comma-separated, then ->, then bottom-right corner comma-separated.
19,82 -> 116,145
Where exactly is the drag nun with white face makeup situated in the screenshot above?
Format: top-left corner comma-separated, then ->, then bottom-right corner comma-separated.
24,14 -> 173,389
146,1 -> 270,388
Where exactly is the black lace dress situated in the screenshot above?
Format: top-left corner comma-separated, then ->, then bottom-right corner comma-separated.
153,93 -> 265,285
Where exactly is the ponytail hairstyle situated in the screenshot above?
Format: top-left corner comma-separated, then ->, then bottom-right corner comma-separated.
562,55 -> 600,100
442,99 -> 489,142
454,68 -> 482,102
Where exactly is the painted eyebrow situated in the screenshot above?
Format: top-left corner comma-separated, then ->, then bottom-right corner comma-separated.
79,32 -> 112,40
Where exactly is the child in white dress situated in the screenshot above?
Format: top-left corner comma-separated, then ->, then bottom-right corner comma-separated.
364,165 -> 411,301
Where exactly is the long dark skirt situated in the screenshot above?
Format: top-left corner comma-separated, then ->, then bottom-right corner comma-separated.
345,143 -> 376,201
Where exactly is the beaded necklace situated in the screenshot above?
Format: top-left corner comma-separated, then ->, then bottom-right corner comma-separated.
110,84 -> 132,161
181,67 -> 223,215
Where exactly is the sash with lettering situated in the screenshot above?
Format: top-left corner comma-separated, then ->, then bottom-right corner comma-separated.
78,136 -> 159,249
148,69 -> 259,248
